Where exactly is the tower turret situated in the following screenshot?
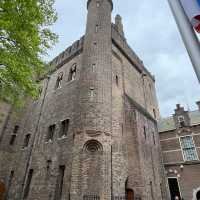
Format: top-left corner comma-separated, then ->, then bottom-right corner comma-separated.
78,0 -> 113,133
71,0 -> 113,199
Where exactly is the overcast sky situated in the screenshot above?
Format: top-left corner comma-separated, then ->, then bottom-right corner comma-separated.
47,0 -> 200,118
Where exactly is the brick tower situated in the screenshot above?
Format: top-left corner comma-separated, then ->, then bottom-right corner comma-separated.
0,1 -> 169,200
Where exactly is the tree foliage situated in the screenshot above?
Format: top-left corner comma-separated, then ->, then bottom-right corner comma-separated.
0,0 -> 57,106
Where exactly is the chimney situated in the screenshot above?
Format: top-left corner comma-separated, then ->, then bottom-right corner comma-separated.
176,104 -> 181,110
196,101 -> 200,111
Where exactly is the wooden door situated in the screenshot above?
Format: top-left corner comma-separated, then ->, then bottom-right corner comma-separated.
0,182 -> 5,200
126,189 -> 134,200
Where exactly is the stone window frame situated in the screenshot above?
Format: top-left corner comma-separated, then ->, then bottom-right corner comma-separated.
55,72 -> 64,90
167,177 -> 183,199
59,119 -> 70,139
115,75 -> 119,86
96,1 -> 100,7
46,124 -> 56,143
68,63 -> 77,82
9,125 -> 20,146
179,135 -> 199,162
83,140 -> 103,154
89,86 -> 95,101
22,134 -> 31,149
178,115 -> 185,128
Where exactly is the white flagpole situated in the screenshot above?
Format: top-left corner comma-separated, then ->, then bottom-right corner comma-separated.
168,0 -> 200,83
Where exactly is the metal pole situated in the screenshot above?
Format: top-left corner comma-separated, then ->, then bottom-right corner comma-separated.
168,0 -> 200,83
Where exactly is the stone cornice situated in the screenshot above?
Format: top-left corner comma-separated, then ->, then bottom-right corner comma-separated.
87,0 -> 113,10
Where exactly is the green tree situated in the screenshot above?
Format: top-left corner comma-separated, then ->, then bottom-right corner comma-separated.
0,0 -> 57,106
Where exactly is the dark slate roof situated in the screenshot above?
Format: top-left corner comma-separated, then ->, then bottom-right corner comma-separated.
158,110 -> 200,132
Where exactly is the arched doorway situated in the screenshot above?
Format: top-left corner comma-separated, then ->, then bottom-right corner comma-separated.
126,189 -> 134,200
196,191 -> 200,200
0,181 -> 5,200
125,179 -> 134,200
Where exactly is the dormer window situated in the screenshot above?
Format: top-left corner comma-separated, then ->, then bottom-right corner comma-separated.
68,64 -> 77,81
178,116 -> 185,128
55,72 -> 63,89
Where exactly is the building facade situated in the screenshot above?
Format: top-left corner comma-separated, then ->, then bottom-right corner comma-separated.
159,102 -> 200,200
0,1 -> 169,199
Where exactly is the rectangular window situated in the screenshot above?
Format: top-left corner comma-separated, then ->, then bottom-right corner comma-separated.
95,25 -> 99,33
46,124 -> 56,142
7,170 -> 14,193
55,165 -> 65,200
152,132 -> 156,145
143,126 -> 147,140
23,134 -> 31,148
9,135 -> 16,145
60,119 -> 69,138
180,136 -> 198,161
13,125 -> 19,134
89,87 -> 95,101
55,72 -> 63,89
23,169 -> 34,199
178,116 -> 185,127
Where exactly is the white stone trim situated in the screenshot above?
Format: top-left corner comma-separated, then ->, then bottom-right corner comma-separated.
163,149 -> 182,153
192,187 -> 200,200
160,132 -> 200,142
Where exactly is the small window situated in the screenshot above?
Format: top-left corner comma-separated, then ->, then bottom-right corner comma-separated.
55,72 -> 63,89
13,125 -> 19,134
46,124 -> 56,142
23,134 -> 31,148
180,136 -> 198,161
68,64 -> 77,81
89,87 -> 95,101
143,127 -> 147,140
46,160 -> 52,176
23,169 -> 34,199
96,1 -> 100,7
92,64 -> 96,72
178,116 -> 185,127
55,165 -> 65,200
60,119 -> 69,138
115,75 -> 119,86
150,181 -> 154,200
153,109 -> 156,119
9,135 -> 16,146
152,132 -> 156,145
95,25 -> 99,33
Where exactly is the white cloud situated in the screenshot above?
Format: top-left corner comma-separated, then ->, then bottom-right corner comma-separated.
47,0 -> 200,117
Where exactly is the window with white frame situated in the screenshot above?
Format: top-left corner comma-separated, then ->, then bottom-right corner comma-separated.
180,136 -> 198,161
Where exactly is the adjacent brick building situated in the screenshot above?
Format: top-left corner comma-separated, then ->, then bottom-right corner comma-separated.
0,1 -> 169,199
159,102 -> 200,200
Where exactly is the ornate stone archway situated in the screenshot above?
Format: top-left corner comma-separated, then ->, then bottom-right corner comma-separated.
192,187 -> 200,200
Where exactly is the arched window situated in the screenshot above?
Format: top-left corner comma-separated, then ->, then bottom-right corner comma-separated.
196,190 -> 200,200
68,64 -> 77,81
83,140 -> 103,153
55,72 -> 63,89
115,75 -> 119,86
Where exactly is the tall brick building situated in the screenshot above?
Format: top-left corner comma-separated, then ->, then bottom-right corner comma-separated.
159,102 -> 200,200
0,1 -> 169,199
